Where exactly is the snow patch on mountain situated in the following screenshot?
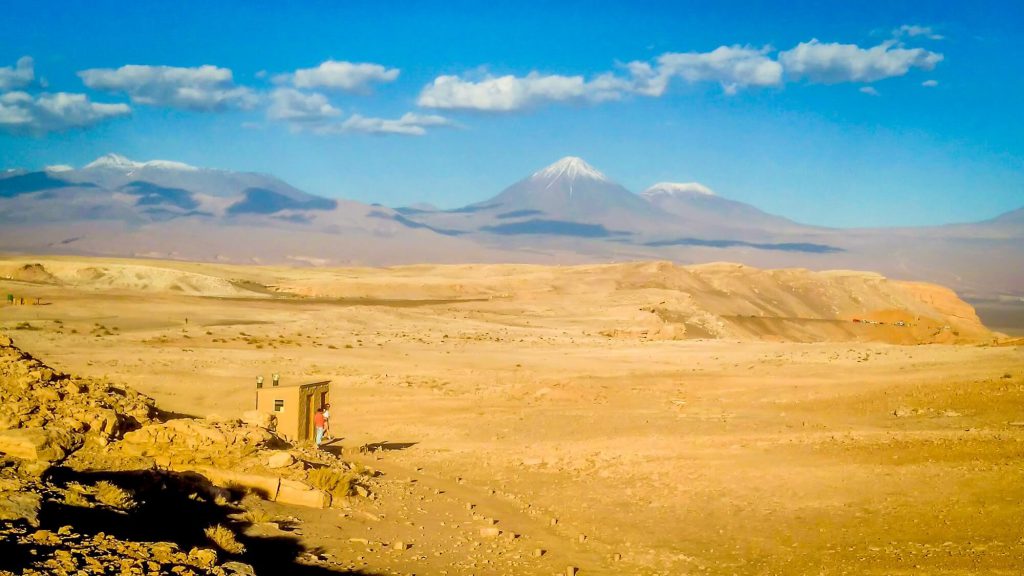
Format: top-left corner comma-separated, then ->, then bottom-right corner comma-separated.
84,153 -> 198,172
531,157 -> 608,183
642,182 -> 716,198
44,165 -> 74,173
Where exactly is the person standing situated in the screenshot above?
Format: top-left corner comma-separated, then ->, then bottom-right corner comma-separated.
322,403 -> 332,440
313,406 -> 326,449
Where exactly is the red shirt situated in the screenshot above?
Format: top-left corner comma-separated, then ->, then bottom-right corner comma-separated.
314,412 -> 325,428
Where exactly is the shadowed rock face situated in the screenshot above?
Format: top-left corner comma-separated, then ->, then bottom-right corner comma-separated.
0,172 -> 94,198
122,181 -> 200,210
480,219 -> 630,238
226,188 -> 336,216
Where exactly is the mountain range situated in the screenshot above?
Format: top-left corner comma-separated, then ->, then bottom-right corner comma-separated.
0,154 -> 1021,302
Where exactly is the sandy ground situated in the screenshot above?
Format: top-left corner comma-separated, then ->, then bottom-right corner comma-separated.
2,257 -> 1023,575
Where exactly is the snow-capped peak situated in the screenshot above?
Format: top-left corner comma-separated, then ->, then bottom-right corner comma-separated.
84,153 -> 198,172
531,156 -> 608,183
642,182 -> 716,198
84,153 -> 142,170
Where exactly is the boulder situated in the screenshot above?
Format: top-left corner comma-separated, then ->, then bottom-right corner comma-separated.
187,547 -> 218,568
0,428 -> 80,462
266,451 -> 295,469
277,479 -> 331,509
242,410 -> 275,430
0,491 -> 41,526
182,465 -> 281,501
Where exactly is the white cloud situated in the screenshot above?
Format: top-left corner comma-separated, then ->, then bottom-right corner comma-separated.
276,60 -> 400,93
635,45 -> 784,95
79,64 -> 257,111
417,72 -> 610,111
779,39 -> 943,83
417,45 -> 783,112
0,56 -> 34,91
895,24 -> 944,40
859,86 -> 880,96
267,88 -> 341,125
922,79 -> 939,87
337,112 -> 453,136
0,91 -> 130,135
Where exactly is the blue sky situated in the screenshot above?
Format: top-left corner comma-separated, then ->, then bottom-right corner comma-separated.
1,0 -> 1022,227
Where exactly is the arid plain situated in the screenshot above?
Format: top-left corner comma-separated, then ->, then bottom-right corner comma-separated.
2,255 -> 1023,575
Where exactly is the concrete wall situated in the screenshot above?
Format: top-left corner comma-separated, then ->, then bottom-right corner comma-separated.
255,381 -> 329,442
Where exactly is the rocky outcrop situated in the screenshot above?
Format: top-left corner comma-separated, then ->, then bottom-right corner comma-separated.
0,524 -> 255,576
0,335 -> 155,462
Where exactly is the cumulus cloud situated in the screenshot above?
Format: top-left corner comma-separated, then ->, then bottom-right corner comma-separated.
779,39 -> 943,83
0,91 -> 130,135
922,79 -> 939,87
337,112 -> 453,136
895,24 -> 944,40
417,72 -> 622,112
859,86 -> 880,96
0,56 -> 34,91
267,88 -> 341,125
417,45 -> 784,111
631,46 -> 783,96
275,60 -> 400,93
79,64 -> 257,111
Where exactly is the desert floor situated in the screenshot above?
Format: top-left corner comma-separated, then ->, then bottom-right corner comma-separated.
2,260 -> 1023,576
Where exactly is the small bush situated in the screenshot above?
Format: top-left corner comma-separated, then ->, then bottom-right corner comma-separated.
63,488 -> 91,507
307,467 -> 360,500
94,481 -> 135,510
13,322 -> 36,331
241,507 -> 272,524
205,524 -> 246,554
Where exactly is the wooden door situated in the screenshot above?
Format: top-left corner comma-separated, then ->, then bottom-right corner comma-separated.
306,391 -> 316,441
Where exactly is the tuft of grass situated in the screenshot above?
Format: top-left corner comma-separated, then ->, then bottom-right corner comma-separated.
63,488 -> 91,508
241,507 -> 272,524
14,322 -> 37,331
205,524 -> 246,554
94,481 -> 135,510
306,467 -> 361,500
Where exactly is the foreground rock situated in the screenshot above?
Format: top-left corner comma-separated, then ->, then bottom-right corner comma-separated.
0,334 -> 155,460
0,334 -> 370,575
0,523 -> 255,576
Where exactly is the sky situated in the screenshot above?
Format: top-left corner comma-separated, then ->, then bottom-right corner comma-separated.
1,0 -> 1022,228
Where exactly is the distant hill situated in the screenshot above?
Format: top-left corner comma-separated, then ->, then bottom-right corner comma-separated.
0,154 -> 1020,300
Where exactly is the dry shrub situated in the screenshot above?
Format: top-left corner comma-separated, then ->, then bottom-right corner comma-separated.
94,481 -> 135,510
306,467 -> 360,500
63,488 -> 91,507
205,524 -> 246,554
241,507 -> 271,524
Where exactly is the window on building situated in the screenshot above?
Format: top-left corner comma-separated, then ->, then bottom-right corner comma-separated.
274,399 -> 284,412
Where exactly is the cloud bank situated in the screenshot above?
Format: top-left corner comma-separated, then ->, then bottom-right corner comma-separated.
418,34 -> 942,112
275,60 -> 400,92
0,56 -> 35,91
0,91 -> 130,134
267,88 -> 341,125
779,39 -> 942,83
79,64 -> 257,111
